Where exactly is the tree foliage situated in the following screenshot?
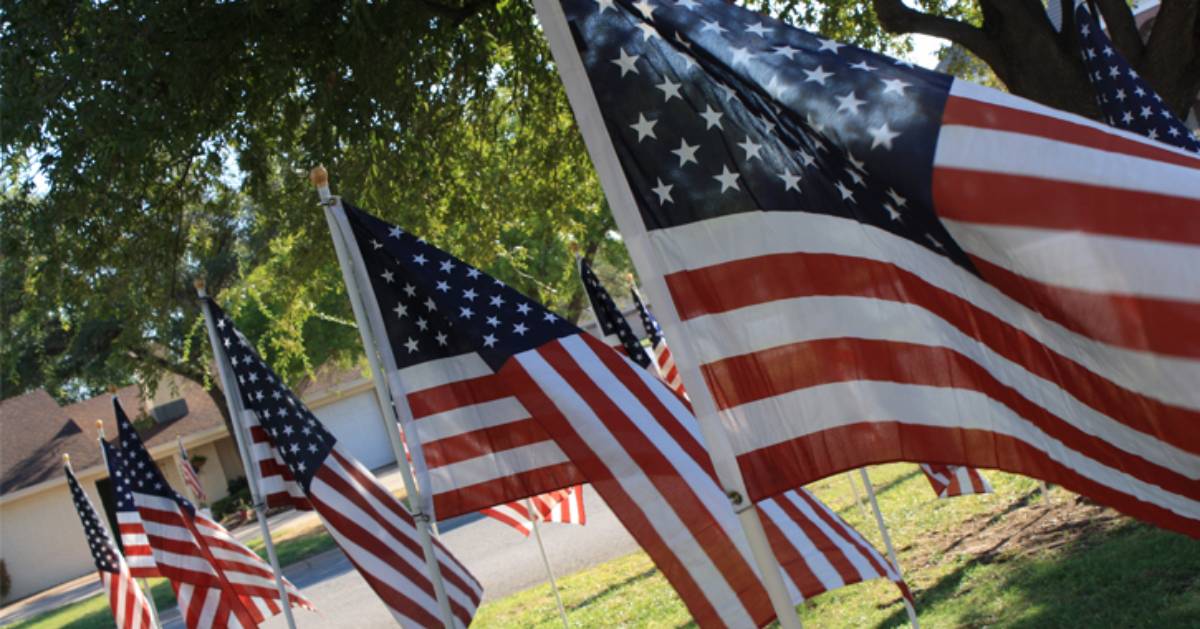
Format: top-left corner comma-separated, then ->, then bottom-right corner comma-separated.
2,0 -> 1195,408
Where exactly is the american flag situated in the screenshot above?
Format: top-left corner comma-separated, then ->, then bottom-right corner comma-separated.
918,463 -> 993,498
579,257 -> 651,360
337,202 -> 910,626
630,283 -> 685,394
105,400 -> 313,627
1072,1 -> 1199,153
176,437 -> 209,505
205,298 -> 484,628
481,485 -> 587,537
605,252 -> 991,501
538,0 -> 1200,538
65,462 -> 156,629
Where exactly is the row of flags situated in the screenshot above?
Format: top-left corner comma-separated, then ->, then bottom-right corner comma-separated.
61,0 -> 1197,626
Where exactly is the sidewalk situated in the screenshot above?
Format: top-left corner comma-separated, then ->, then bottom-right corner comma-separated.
0,465 -> 410,626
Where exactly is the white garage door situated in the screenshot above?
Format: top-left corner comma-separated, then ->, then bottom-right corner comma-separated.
310,391 -> 395,470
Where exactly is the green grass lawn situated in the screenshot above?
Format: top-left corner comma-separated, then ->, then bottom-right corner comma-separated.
477,464 -> 1200,628
9,464 -> 1199,628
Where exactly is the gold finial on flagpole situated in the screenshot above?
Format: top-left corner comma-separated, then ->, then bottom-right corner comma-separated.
569,241 -> 581,260
310,164 -> 329,189
626,272 -> 635,287
194,276 -> 207,297
95,419 -> 104,431
63,452 -> 70,464
106,385 -> 117,394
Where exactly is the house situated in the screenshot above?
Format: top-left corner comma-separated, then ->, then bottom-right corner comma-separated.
0,363 -> 396,604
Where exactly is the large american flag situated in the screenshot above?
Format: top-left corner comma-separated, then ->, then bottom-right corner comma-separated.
600,252 -> 991,500
1072,1 -> 1199,153
338,202 -> 911,626
206,298 -> 484,628
105,400 -> 313,627
537,0 -> 1200,538
65,462 -> 155,629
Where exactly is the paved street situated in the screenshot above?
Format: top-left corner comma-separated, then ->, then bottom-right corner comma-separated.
150,485 -> 639,628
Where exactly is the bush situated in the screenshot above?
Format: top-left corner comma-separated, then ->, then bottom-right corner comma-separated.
211,476 -> 251,521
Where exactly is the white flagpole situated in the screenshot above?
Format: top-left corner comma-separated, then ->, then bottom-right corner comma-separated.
858,468 -> 919,629
531,2 -> 801,626
845,471 -> 871,524
312,167 -> 456,629
195,281 -> 298,629
96,422 -> 162,629
527,499 -> 570,629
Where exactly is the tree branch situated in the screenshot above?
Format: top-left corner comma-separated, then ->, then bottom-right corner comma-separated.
872,0 -> 1008,80
1093,0 -> 1144,63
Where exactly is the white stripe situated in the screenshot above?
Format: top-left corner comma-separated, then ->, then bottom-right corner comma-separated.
781,492 -> 876,580
920,464 -> 949,488
400,353 -> 493,392
680,294 -> 1200,480
807,494 -> 901,582
757,499 -> 842,593
952,467 -> 976,495
326,454 -> 480,613
515,344 -> 756,629
648,211 -> 1200,412
943,219 -> 1200,303
309,475 -> 440,620
428,441 -> 570,494
414,397 -> 530,442
728,380 -> 1200,519
935,125 -> 1200,201
948,79 -> 1200,161
195,585 -> 222,629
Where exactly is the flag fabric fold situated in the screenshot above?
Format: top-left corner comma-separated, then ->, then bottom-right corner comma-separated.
104,400 -> 314,627
66,463 -> 156,629
539,0 -> 1200,537
1071,1 -> 1199,153
481,485 -> 587,537
339,202 -> 910,627
630,283 -> 685,395
205,298 -> 484,628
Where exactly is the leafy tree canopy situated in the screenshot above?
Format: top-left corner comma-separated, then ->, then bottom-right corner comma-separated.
2,0 -> 1195,411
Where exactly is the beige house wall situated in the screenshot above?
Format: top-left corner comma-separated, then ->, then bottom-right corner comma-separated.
0,438 -> 236,604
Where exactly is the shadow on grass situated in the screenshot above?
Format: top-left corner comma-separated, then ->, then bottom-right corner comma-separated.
567,566 -> 659,613
875,518 -> 1200,628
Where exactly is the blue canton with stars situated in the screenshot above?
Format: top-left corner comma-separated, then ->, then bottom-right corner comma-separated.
66,464 -> 122,574
108,399 -> 195,516
630,287 -> 663,347
579,257 -> 650,368
343,203 -> 581,372
564,0 -> 974,270
206,298 -> 335,491
1073,2 -> 1200,153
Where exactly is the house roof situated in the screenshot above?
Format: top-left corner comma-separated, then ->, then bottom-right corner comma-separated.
0,382 -> 227,496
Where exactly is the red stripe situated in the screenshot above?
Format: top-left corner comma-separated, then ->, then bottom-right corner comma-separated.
310,469 -> 446,627
700,337 -> 1200,503
481,505 -> 532,536
942,94 -> 1200,171
177,513 -> 263,626
408,373 -> 510,418
501,358 -> 728,627
771,492 -> 862,587
756,505 -> 825,599
534,339 -> 771,625
422,417 -> 557,468
738,423 -> 1199,539
581,335 -> 716,475
329,449 -> 481,610
967,254 -> 1200,359
934,167 -> 1200,245
666,251 -> 1200,455
798,492 -> 914,602
429,462 -> 583,519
